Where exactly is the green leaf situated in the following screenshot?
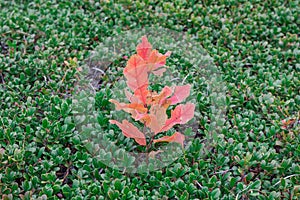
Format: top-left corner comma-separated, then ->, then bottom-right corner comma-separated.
62,184 -> 72,198
211,188 -> 221,199
42,118 -> 49,129
250,180 -> 261,190
22,180 -> 31,191
114,179 -> 122,191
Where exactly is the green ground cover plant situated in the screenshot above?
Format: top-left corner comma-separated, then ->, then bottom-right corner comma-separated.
0,0 -> 299,199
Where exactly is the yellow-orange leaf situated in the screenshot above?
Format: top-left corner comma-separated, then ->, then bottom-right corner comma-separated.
148,105 -> 168,134
147,50 -> 168,71
109,99 -> 147,113
109,99 -> 147,121
148,86 -> 173,106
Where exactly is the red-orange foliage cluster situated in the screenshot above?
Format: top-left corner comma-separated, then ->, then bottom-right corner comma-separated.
109,36 -> 195,148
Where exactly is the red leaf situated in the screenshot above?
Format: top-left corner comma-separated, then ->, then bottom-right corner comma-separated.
168,84 -> 191,105
152,68 -> 166,76
133,84 -> 149,105
136,36 -> 152,60
154,132 -> 185,147
125,90 -> 140,103
164,51 -> 172,57
136,36 -> 171,76
109,120 -> 146,146
123,54 -> 149,104
159,103 -> 195,133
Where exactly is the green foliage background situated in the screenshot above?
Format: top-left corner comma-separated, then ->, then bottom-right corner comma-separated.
0,0 -> 299,199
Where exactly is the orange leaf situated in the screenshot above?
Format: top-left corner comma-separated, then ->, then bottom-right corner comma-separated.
149,86 -> 173,106
146,50 -> 171,76
124,54 -> 149,104
134,112 -> 151,124
159,103 -> 195,133
168,84 -> 191,105
154,132 -> 185,147
136,35 -> 152,60
109,99 -> 147,113
281,118 -> 297,129
109,120 -> 146,146
148,105 -> 168,134
109,99 -> 147,121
